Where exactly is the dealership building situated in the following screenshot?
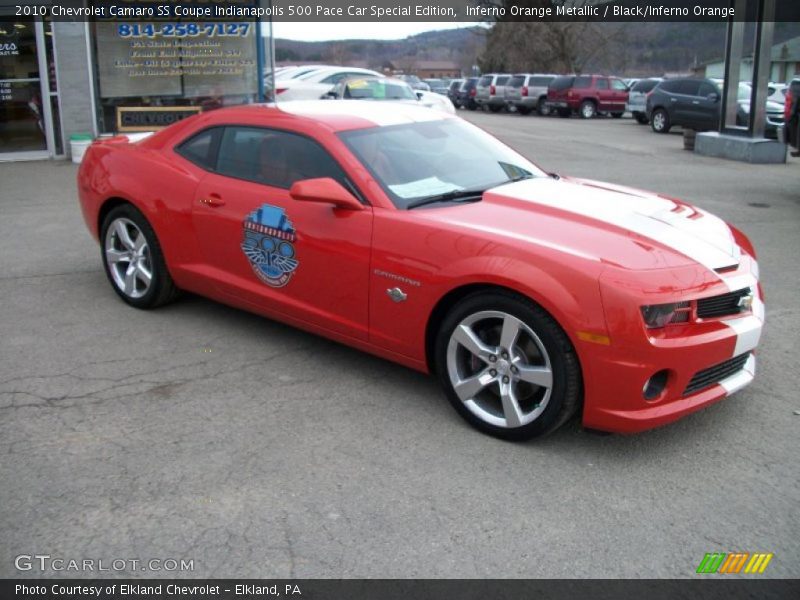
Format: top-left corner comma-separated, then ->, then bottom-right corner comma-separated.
0,2 -> 269,161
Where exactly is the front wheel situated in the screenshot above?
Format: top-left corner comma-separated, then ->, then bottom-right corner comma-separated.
101,204 -> 179,309
435,291 -> 582,440
651,108 -> 671,133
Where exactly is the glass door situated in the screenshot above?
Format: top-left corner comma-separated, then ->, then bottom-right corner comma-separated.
0,19 -> 53,160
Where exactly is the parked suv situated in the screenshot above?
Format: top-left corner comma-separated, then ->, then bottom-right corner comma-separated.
547,75 -> 629,118
476,74 -> 511,112
646,78 -> 784,138
453,77 -> 478,110
506,74 -> 557,115
447,78 -> 464,106
626,78 -> 663,124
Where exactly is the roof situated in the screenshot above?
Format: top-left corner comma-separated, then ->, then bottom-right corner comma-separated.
274,100 -> 451,130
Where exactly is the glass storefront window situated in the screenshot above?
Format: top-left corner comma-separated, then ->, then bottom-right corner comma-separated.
91,21 -> 259,133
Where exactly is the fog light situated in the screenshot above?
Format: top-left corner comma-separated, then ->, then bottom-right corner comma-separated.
643,370 -> 669,401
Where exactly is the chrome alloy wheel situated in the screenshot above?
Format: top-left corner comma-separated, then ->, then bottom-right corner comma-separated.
446,310 -> 553,428
104,217 -> 153,299
652,111 -> 666,131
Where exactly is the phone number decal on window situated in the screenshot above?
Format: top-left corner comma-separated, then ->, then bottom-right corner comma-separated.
117,23 -> 251,38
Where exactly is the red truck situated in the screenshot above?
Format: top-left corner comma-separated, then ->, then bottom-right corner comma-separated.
547,75 -> 629,119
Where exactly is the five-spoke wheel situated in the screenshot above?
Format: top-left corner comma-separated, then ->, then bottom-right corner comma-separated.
101,204 -> 178,309
435,292 -> 581,440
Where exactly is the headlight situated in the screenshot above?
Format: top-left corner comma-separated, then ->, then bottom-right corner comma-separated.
641,301 -> 691,328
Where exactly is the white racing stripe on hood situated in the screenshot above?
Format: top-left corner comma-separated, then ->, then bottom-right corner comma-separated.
491,178 -> 740,272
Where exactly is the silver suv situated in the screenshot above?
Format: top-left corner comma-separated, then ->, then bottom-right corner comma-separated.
626,78 -> 663,124
505,74 -> 557,115
476,74 -> 511,112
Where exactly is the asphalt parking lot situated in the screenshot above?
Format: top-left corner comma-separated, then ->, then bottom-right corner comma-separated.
1,113 -> 798,579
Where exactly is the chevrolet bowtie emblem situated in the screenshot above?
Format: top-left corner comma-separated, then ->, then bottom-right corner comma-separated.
386,287 -> 408,303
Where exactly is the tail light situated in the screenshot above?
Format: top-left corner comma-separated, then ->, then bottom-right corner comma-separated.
521,86 -> 529,97
469,88 -> 476,97
275,88 -> 288,95
786,87 -> 793,121
490,84 -> 496,96
567,90 -> 574,98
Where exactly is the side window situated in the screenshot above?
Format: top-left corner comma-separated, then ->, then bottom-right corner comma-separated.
596,78 -> 609,90
496,76 -> 509,86
574,76 -> 592,89
321,72 -> 346,85
217,126 -> 349,190
698,82 -> 718,97
176,128 -> 221,170
675,80 -> 702,96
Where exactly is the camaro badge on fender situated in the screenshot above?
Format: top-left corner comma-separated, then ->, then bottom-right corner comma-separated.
241,204 -> 299,288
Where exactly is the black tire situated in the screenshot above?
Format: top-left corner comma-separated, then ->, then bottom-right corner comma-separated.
100,204 -> 179,309
517,106 -> 531,115
557,108 -> 571,118
434,291 -> 582,441
537,98 -> 551,116
611,112 -> 624,119
651,108 -> 671,133
634,112 -> 649,125
488,104 -> 503,113
579,100 -> 597,119
466,100 -> 477,111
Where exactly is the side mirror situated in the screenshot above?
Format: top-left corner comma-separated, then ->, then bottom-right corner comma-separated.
709,92 -> 720,102
416,91 -> 424,100
289,178 -> 363,211
323,90 -> 338,99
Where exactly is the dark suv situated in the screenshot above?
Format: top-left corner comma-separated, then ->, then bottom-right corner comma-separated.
455,77 -> 479,111
546,75 -> 629,118
646,77 -> 784,138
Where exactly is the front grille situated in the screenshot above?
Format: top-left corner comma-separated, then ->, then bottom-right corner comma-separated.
683,354 -> 749,396
696,288 -> 751,319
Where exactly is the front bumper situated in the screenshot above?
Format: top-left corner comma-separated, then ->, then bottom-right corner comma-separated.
581,255 -> 763,433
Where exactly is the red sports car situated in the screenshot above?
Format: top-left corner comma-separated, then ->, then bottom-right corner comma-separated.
77,102 -> 764,440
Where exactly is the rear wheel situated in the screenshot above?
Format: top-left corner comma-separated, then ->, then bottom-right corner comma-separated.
651,108 -> 671,133
580,100 -> 597,119
634,112 -> 649,124
488,104 -> 503,113
537,98 -> 551,116
435,291 -> 581,441
101,204 -> 179,309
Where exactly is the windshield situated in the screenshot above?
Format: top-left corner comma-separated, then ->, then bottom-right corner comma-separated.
338,119 -> 545,209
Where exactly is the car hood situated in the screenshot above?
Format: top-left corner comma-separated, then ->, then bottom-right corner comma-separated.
426,177 -> 741,272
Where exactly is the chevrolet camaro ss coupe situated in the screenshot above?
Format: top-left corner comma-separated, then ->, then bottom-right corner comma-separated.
77,102 -> 764,440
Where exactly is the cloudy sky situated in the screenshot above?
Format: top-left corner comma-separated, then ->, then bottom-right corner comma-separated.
270,22 -> 481,41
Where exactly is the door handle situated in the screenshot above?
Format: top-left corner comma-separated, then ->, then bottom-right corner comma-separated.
200,194 -> 225,208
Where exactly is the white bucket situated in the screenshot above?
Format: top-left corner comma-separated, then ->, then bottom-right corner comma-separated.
70,134 -> 93,164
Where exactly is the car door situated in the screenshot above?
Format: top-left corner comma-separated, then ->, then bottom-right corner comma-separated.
673,80 -> 702,127
190,125 -> 373,340
595,77 -> 611,110
696,80 -> 722,130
